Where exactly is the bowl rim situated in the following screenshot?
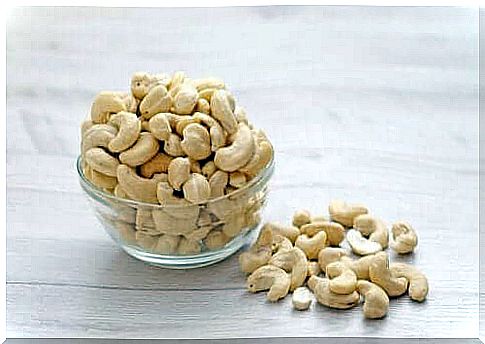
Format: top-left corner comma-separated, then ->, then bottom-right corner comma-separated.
76,154 -> 275,209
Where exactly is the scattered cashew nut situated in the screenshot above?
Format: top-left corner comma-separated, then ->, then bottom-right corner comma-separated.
390,221 -> 418,254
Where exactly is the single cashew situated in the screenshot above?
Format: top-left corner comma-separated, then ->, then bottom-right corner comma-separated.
108,112 -> 141,153
357,280 -> 389,319
85,148 -> 119,177
328,200 -> 368,227
148,113 -> 172,141
229,172 -> 247,188
135,231 -> 159,250
201,161 -> 217,179
247,265 -> 291,302
210,89 -> 238,135
139,85 -> 172,119
117,164 -> 165,203
167,157 -> 191,191
192,112 -> 226,151
172,83 -> 198,115
83,164 -> 118,189
153,234 -> 180,254
301,221 -> 345,247
239,224 -> 273,273
234,106 -> 249,125
390,221 -> 418,254
180,123 -> 211,160
90,91 -> 127,124
177,237 -> 202,255
369,252 -> 408,297
269,247 -> 307,291
292,209 -> 311,228
271,234 -> 293,254
326,261 -> 358,295
346,229 -> 383,256
214,123 -> 255,172
239,139 -> 273,178
192,77 -> 225,92
317,247 -> 348,271
130,72 -> 171,99
209,170 -> 228,198
195,98 -> 210,114
203,229 -> 231,250
292,287 -> 313,311
263,222 -> 300,243
390,263 -> 428,302
81,124 -> 117,154
164,133 -> 185,157
140,153 -> 173,178
183,173 -> 211,203
295,232 -> 327,260
307,261 -> 321,277
354,214 -> 389,249
307,276 -> 360,310
119,132 -> 159,167
121,92 -> 139,113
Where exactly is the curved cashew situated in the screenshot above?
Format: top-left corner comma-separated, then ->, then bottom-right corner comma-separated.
85,148 -> 119,177
271,234 -> 293,254
292,209 -> 311,228
307,261 -> 321,277
354,214 -> 389,249
130,72 -> 171,100
295,232 -> 327,260
108,112 -> 141,153
192,77 -> 225,92
202,161 -> 217,179
83,164 -> 118,189
346,229 -> 382,256
369,252 -> 408,297
173,116 -> 199,136
326,261 -> 357,295
192,112 -> 226,151
317,247 -> 348,271
263,222 -> 300,243
119,132 -> 159,167
247,265 -> 291,302
390,221 -> 418,254
148,113 -> 172,141
164,133 -> 185,157
208,170 -> 228,198
183,173 -> 211,203
177,237 -> 202,255
81,124 -> 117,154
239,225 -> 273,273
301,221 -> 345,247
117,164 -> 165,203
390,263 -> 428,302
229,172 -> 247,188
239,140 -> 273,178
329,200 -> 368,227
203,229 -> 231,250
139,85 -> 172,119
269,247 -> 307,291
180,123 -> 211,160
121,92 -> 139,113
292,287 -> 313,311
357,280 -> 389,319
234,106 -> 249,125
210,89 -> 238,135
172,83 -> 198,115
167,157 -> 191,191
346,254 -> 379,280
214,123 -> 255,172
140,153 -> 173,178
90,91 -> 127,124
195,98 -> 210,114
153,234 -> 180,254
307,276 -> 360,310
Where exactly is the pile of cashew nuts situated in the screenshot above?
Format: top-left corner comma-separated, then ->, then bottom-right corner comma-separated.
239,200 -> 428,319
80,71 -> 273,254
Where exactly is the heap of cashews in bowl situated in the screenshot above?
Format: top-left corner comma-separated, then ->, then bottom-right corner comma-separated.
240,200 -> 429,319
79,71 -> 274,267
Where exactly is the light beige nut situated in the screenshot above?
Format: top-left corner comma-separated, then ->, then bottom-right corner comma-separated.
114,184 -> 130,199
390,263 -> 428,302
229,172 -> 247,188
180,123 -> 211,160
177,237 -> 202,255
135,231 -> 159,250
168,71 -> 186,91
234,106 -> 249,125
239,136 -> 273,178
81,124 -> 118,154
89,169 -> 118,189
198,88 -> 216,102
202,161 -> 217,179
326,261 -> 358,295
90,91 -> 127,124
390,221 -> 418,254
141,120 -> 150,131
346,229 -> 383,256
369,252 -> 408,297
269,247 -> 307,291
164,133 -> 185,157
209,170 -> 229,198
192,112 -> 226,151
117,165 -> 165,203
108,112 -> 141,153
263,222 -> 300,243
189,159 -> 202,173
167,157 -> 191,191
221,214 -> 246,238
239,224 -> 273,273
148,113 -> 172,141
174,116 -> 199,136
172,83 -> 198,115
203,229 -> 231,250
247,265 -> 291,302
292,287 -> 313,311
183,173 -> 211,203
140,153 -> 173,178
292,209 -> 311,228
317,247 -> 348,271
357,280 -> 389,319
130,72 -> 171,100
307,261 -> 321,277
328,200 -> 368,227
85,147 -> 119,177
152,204 -> 199,236
153,234 -> 180,254
81,119 -> 95,136
354,214 -> 389,249
307,276 -> 360,310
345,254 -> 379,280
119,132 -> 159,167
121,93 -> 139,113
271,234 -> 293,254
295,232 -> 327,260
195,98 -> 210,114
301,221 -> 345,247
192,77 -> 225,92
139,84 -> 172,119
210,89 -> 238,135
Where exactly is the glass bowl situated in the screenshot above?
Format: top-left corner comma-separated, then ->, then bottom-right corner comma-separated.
76,156 -> 274,269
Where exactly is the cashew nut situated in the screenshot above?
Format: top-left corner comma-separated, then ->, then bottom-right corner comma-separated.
210,89 -> 238,135
167,157 -> 191,191
269,247 -> 307,291
214,123 -> 255,172
119,132 -> 159,167
329,200 -> 368,227
163,133 -> 185,157
180,123 -> 211,160
307,276 -> 360,310
390,221 -> 418,254
183,173 -> 211,203
292,209 -> 311,228
139,84 -> 172,119
81,119 -> 95,136
153,234 -> 180,254
369,252 -> 408,297
345,254 -> 379,280
295,231 -> 327,260
195,98 -> 210,114
148,113 -> 172,141
203,229 -> 231,250
90,91 -> 127,124
234,106 -> 249,125
263,222 -> 300,243
208,170 -> 228,198
239,225 -> 274,274
317,247 -> 348,271
357,280 -> 389,319
353,214 -> 389,249
117,164 -> 165,203
271,234 -> 293,254
239,137 -> 273,178
201,161 -> 217,179
192,112 -> 226,151
292,287 -> 313,311
81,124 -> 117,154
108,112 -> 141,153
229,172 -> 247,188
130,72 -> 165,99
300,221 -> 345,247
114,184 -> 130,199
326,261 -> 358,295
346,229 -> 383,256
192,77 -> 225,92
168,71 -> 186,91
307,261 -> 321,277
140,153 -> 173,178
135,231 -> 159,250
390,263 -> 428,302
85,148 -> 119,177
83,164 -> 118,189
172,83 -> 198,115
247,265 -> 291,302
177,237 -> 202,255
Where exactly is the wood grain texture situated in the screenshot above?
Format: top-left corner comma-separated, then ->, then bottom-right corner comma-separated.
6,6 -> 479,339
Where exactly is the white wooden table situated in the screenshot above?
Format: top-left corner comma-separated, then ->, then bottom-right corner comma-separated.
6,6 -> 479,339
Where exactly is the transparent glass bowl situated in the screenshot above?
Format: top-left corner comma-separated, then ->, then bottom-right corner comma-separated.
76,156 -> 274,269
